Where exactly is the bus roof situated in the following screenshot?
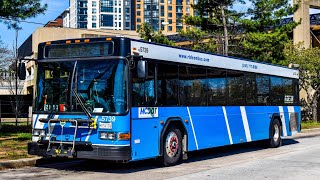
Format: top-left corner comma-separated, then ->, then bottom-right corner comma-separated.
38,37 -> 299,79
131,39 -> 299,79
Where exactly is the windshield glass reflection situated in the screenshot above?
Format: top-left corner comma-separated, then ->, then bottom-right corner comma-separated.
35,59 -> 127,114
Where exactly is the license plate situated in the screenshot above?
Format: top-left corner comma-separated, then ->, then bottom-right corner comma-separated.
99,122 -> 112,129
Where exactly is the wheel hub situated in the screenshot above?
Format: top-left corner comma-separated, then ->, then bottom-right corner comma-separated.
165,132 -> 179,157
273,124 -> 280,142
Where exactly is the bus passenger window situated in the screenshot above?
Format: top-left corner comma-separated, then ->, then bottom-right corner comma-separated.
157,64 -> 179,106
207,69 -> 227,106
132,62 -> 155,106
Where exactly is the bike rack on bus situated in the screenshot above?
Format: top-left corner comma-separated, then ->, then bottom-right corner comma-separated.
40,118 -> 94,158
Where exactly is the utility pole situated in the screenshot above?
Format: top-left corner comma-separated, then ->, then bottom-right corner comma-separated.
15,29 -> 18,126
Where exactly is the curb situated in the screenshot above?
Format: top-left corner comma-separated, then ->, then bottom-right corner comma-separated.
0,157 -> 41,170
293,128 -> 320,139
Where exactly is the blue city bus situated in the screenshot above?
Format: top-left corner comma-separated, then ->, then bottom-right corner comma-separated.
27,37 -> 300,166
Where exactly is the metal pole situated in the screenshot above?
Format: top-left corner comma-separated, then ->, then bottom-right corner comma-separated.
15,29 -> 18,126
0,100 -> 2,130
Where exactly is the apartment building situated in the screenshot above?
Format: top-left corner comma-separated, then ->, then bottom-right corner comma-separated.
69,0 -> 134,30
136,0 -> 195,32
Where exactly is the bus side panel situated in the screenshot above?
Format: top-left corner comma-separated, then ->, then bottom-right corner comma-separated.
224,107 -> 248,144
187,107 -> 230,150
294,106 -> 301,132
245,106 -> 271,141
131,108 -> 160,161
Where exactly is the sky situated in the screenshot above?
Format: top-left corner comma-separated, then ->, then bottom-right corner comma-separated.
0,0 -> 69,50
0,0 -> 319,50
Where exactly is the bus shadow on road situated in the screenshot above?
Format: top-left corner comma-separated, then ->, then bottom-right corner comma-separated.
36,139 -> 299,174
185,138 -> 299,164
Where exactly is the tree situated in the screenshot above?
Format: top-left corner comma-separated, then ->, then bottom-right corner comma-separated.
240,0 -> 299,64
0,0 -> 47,29
137,23 -> 175,46
182,0 -> 245,55
284,43 -> 320,122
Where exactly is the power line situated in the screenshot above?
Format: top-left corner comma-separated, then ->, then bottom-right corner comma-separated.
0,17 -> 46,26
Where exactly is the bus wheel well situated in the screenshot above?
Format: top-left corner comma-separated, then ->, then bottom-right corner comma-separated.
160,118 -> 188,160
270,114 -> 282,138
270,113 -> 283,131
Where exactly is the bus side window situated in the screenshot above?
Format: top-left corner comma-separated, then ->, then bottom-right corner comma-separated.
157,64 -> 179,106
132,62 -> 156,106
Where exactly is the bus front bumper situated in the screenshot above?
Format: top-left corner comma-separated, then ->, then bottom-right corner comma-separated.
28,141 -> 131,161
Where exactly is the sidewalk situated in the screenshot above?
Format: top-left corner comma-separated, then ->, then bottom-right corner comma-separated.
1,128 -> 320,170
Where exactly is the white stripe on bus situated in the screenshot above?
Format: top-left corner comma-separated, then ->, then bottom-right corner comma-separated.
240,106 -> 252,142
187,107 -> 199,150
222,106 -> 233,144
278,106 -> 288,136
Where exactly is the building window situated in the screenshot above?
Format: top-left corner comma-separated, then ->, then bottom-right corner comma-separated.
92,1 -> 97,7
168,26 -> 172,31
92,15 -> 97,21
92,23 -> 97,28
176,0 -> 182,5
79,1 -> 87,8
101,0 -> 113,13
137,4 -> 141,9
176,6 -> 182,13
137,18 -> 141,23
160,5 -> 164,16
101,14 -> 114,27
78,8 -> 87,15
92,8 -> 97,14
168,13 -> 172,17
125,8 -> 130,13
137,11 -> 141,16
78,22 -> 87,28
126,22 -> 130,27
168,6 -> 172,11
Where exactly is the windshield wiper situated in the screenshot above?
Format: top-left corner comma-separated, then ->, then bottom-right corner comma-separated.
72,88 -> 93,120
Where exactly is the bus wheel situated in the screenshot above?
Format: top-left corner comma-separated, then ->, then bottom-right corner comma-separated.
269,118 -> 282,148
161,126 -> 182,166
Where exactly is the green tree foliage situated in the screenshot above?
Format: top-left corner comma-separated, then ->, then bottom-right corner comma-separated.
241,0 -> 299,64
0,0 -> 47,29
182,0 -> 245,55
137,23 -> 175,46
284,43 -> 320,122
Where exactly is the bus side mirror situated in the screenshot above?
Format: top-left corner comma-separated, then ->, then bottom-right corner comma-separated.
18,62 -> 26,80
137,60 -> 148,79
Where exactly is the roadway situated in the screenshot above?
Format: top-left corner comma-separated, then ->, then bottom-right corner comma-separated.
1,134 -> 320,180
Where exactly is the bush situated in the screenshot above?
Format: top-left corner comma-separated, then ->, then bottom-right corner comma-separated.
0,124 -> 32,133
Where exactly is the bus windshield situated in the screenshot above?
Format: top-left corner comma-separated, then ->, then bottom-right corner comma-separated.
35,59 -> 127,114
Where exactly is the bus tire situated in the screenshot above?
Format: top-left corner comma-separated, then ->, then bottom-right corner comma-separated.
268,118 -> 282,148
161,126 -> 182,166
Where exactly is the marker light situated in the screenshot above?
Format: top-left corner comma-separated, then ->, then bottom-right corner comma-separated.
118,132 -> 131,140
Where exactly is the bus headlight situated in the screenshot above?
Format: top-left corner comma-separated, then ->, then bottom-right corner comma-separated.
33,129 -> 46,136
100,132 -> 116,140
